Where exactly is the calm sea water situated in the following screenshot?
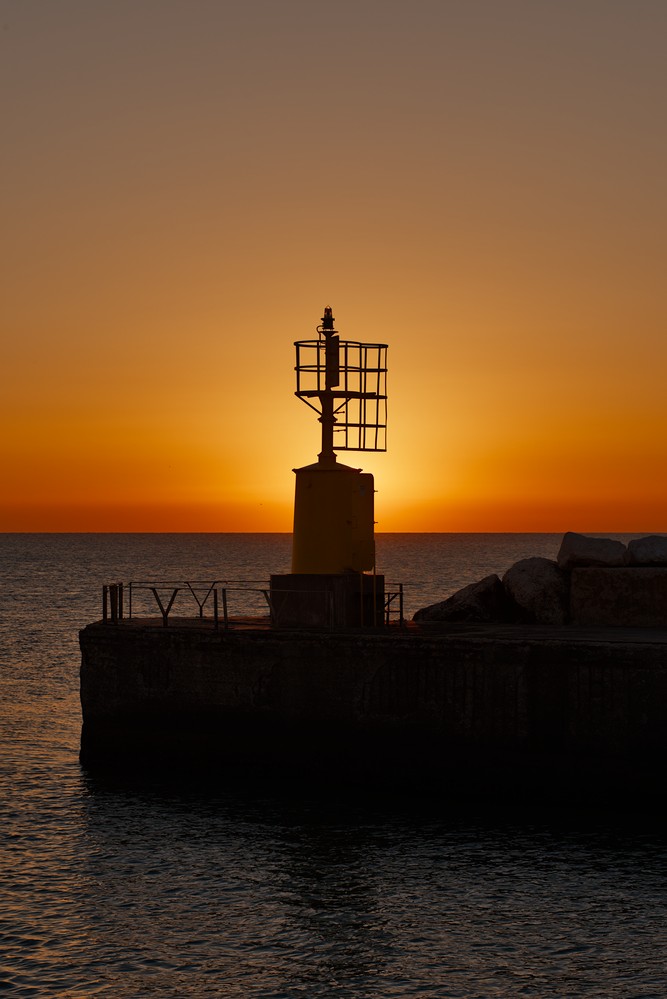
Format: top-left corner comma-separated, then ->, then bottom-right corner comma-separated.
2,532 -> 667,998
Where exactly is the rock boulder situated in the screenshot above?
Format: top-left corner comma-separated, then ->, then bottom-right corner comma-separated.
626,535 -> 667,566
502,557 -> 569,624
413,574 -> 512,624
557,532 -> 626,570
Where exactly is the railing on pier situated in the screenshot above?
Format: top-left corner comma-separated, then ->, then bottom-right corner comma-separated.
101,579 -> 406,629
384,583 -> 404,627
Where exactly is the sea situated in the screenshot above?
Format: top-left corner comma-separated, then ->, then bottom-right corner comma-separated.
2,532 -> 667,998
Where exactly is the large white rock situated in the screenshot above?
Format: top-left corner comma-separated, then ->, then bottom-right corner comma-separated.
502,557 -> 569,624
413,574 -> 511,623
557,532 -> 626,570
626,535 -> 667,566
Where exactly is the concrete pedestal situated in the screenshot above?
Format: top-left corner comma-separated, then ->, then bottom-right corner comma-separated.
269,573 -> 385,629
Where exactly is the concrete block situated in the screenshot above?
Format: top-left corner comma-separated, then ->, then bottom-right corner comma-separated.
269,573 -> 385,628
570,567 -> 667,626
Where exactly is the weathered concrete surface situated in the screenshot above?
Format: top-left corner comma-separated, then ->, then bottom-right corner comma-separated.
269,572 -> 385,628
571,568 -> 667,627
80,620 -> 667,798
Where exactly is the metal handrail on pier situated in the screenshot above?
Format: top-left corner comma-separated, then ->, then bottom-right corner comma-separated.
101,579 -> 405,629
384,583 -> 404,627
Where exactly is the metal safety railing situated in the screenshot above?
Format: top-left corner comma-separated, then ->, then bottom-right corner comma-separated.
101,578 -> 406,629
384,583 -> 404,627
102,579 -> 275,630
102,574 -> 408,629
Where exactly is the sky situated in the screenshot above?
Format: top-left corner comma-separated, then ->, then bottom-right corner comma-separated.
2,0 -> 666,532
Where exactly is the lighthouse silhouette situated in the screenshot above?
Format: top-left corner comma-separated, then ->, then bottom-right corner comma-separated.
270,307 -> 388,628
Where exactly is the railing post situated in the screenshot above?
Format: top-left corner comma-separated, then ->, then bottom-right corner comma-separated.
328,590 -> 335,631
150,587 -> 178,627
213,588 -> 219,631
118,582 -> 124,620
399,583 -> 404,628
109,584 -> 118,624
262,589 -> 276,626
103,585 -> 108,623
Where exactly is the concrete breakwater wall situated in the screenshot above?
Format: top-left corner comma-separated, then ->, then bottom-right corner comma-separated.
80,622 -> 667,798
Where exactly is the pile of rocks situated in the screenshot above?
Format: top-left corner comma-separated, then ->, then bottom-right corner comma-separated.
413,532 -> 667,626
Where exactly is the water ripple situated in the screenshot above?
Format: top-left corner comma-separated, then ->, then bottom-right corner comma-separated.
2,534 -> 666,997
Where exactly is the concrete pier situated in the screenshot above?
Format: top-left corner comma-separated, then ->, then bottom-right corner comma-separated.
79,620 -> 667,799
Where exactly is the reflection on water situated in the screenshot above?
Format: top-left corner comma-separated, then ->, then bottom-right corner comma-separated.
9,770 -> 662,998
73,780 -> 667,997
2,534 -> 667,997
6,753 -> 667,996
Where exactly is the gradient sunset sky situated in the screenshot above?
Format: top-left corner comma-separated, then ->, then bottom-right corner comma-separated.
3,0 -> 666,532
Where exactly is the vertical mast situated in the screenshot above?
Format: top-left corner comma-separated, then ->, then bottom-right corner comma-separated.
318,306 -> 339,465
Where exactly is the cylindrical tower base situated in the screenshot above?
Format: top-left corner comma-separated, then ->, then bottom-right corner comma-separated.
291,460 -> 375,574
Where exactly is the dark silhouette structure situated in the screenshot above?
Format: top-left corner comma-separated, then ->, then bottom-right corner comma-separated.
271,307 -> 388,627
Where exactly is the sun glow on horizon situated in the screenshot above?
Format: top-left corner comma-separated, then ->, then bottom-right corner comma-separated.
3,2 -> 667,533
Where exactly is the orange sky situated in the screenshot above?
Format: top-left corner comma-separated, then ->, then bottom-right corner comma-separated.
2,1 -> 667,532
